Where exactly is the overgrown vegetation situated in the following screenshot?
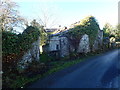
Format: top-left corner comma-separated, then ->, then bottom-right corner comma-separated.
2,26 -> 40,66
103,23 -> 120,42
1,0 -> 120,89
40,52 -> 55,63
3,50 -> 104,88
30,19 -> 48,46
64,16 -> 100,50
2,26 -> 40,88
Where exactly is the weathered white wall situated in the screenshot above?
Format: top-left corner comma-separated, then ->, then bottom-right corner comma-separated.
49,36 -> 70,57
77,34 -> 90,53
49,36 -> 60,51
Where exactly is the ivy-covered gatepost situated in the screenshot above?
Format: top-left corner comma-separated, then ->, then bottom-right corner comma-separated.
92,30 -> 103,51
17,26 -> 40,72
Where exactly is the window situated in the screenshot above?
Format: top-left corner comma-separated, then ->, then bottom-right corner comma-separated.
56,44 -> 59,50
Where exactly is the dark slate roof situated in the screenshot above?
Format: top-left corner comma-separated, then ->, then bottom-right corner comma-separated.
45,28 -> 58,32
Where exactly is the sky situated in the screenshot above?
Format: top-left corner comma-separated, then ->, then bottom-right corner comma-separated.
13,0 -> 119,29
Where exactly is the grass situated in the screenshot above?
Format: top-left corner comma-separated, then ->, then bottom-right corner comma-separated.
3,49 -> 112,88
9,75 -> 42,88
7,59 -> 84,88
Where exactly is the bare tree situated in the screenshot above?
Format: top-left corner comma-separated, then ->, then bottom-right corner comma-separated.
38,7 -> 59,28
0,0 -> 25,32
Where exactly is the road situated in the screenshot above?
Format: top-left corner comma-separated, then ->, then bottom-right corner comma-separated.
28,49 -> 120,88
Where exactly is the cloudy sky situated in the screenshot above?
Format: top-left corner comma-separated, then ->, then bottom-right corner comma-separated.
13,0 -> 119,29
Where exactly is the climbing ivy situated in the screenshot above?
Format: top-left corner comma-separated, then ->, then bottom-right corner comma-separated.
65,16 -> 100,48
2,26 -> 40,72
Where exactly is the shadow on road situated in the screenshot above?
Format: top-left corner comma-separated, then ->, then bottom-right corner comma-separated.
101,64 -> 120,87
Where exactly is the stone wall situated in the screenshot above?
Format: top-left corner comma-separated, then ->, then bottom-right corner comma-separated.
77,34 -> 90,53
92,30 -> 103,51
60,36 -> 70,57
98,30 -> 103,46
48,36 -> 70,57
47,30 -> 103,58
18,37 -> 40,70
49,36 -> 60,51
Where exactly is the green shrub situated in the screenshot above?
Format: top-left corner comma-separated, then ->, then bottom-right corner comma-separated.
2,31 -> 19,55
60,56 -> 70,61
65,16 -> 100,49
40,52 -> 54,63
2,26 -> 40,73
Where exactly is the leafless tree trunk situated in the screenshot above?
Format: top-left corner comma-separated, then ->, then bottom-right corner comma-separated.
38,7 -> 59,28
0,0 -> 25,32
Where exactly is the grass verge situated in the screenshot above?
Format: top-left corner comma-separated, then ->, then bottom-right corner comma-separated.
4,49 -> 113,88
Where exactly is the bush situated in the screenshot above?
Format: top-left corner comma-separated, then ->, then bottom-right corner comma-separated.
65,16 -> 100,49
2,26 -> 40,73
40,52 -> 54,63
2,31 -> 19,55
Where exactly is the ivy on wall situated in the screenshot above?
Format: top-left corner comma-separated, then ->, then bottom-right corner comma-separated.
2,26 -> 40,72
65,16 -> 100,49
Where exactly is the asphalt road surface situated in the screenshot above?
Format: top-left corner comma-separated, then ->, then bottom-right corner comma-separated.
28,49 -> 120,88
